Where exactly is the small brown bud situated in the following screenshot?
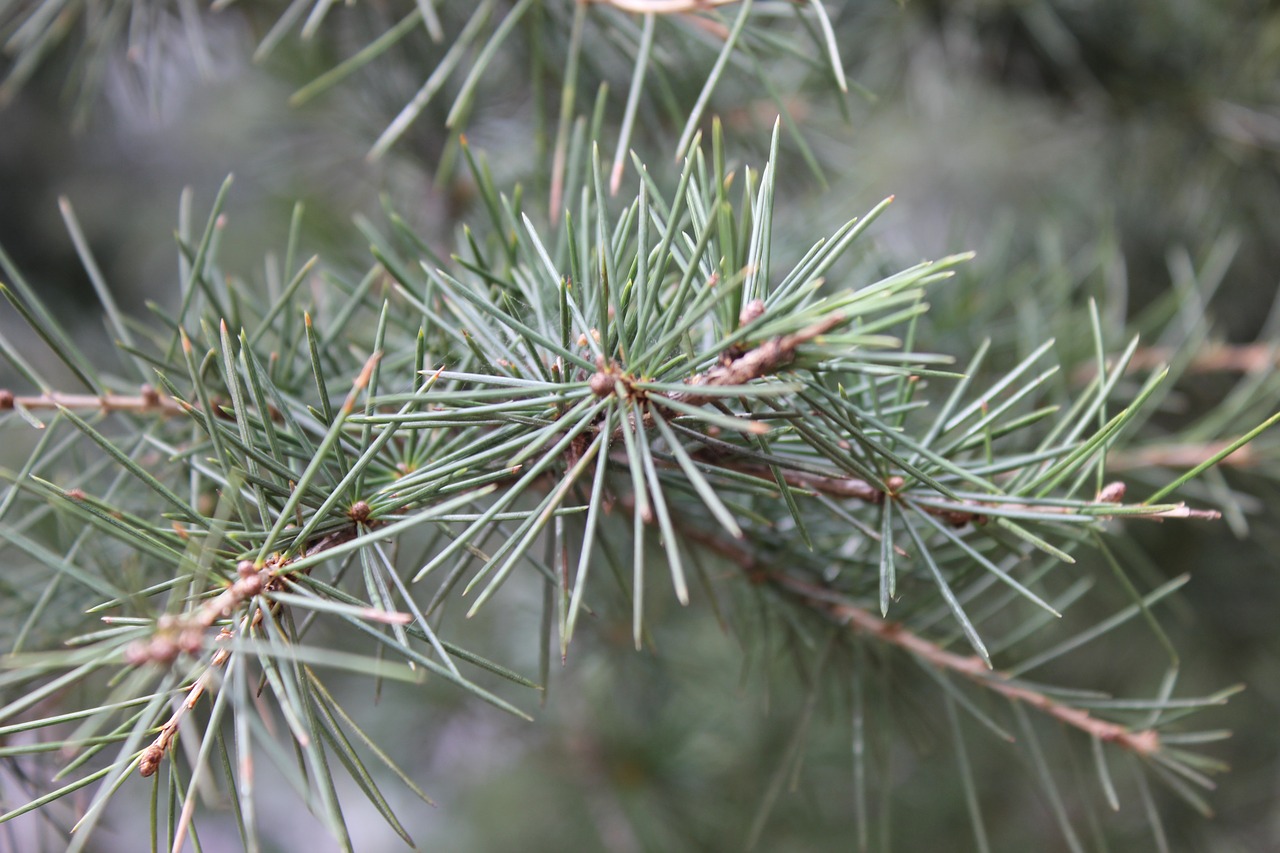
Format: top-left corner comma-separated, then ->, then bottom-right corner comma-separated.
1097,481 -> 1127,504
236,560 -> 256,578
589,372 -> 615,397
0,390 -> 13,410
139,745 -> 164,777
140,384 -> 161,407
348,500 -> 372,523
739,298 -> 765,327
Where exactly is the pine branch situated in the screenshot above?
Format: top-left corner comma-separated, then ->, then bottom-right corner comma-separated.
1079,341 -> 1280,379
0,51 -> 1258,844
678,519 -> 1165,757
131,512 -> 387,780
670,310 -> 846,406
637,445 -> 1222,521
1107,441 -> 1261,471
0,386 -> 185,418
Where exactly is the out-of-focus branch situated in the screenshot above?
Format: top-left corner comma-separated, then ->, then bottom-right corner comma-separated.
1107,441 -> 1260,471
588,0 -> 742,14
0,386 -> 185,417
1077,342 -> 1280,381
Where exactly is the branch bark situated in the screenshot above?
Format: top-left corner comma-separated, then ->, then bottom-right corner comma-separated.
678,521 -> 1163,757
133,517 -> 380,777
0,386 -> 185,418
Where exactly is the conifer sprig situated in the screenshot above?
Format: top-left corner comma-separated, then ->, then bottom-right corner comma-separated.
0,122 -> 1249,848
2,2 -> 1275,849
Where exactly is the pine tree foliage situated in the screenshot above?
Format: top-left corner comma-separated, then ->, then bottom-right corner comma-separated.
0,2 -> 1277,850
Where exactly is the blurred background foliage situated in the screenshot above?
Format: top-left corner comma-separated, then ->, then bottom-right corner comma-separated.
2,1 -> 1280,850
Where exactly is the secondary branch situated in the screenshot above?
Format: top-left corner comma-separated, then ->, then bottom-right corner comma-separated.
678,520 -> 1163,757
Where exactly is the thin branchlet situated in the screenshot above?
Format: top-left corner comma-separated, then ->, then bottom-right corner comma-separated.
0,386 -> 185,417
675,518 -> 1165,756
671,313 -> 846,406
133,517 -> 374,777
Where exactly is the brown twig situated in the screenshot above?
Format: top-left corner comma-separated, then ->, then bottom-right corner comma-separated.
132,560 -> 277,777
1107,440 -> 1259,471
0,386 -> 186,418
677,521 -> 1163,756
1076,341 -> 1280,382
906,494 -> 1222,524
0,350 -> 381,425
0,384 -> 292,425
749,466 -> 901,504
132,516 -> 379,777
669,435 -> 1222,523
589,311 -> 845,439
781,574 -> 1162,754
670,313 -> 846,407
136,622 -> 237,777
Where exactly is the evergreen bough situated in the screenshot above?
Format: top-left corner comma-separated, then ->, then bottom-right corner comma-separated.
0,2 -> 1274,849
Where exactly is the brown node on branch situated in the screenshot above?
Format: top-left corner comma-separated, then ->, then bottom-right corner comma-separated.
348,501 -> 372,523
138,744 -> 165,777
177,630 -> 204,656
590,359 -> 646,403
589,370 -> 616,397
